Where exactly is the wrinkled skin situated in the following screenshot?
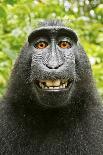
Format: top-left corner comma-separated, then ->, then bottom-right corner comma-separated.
29,27 -> 78,107
0,21 -> 103,155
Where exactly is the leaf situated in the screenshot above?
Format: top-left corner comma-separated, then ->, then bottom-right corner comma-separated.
0,6 -> 6,19
4,0 -> 17,5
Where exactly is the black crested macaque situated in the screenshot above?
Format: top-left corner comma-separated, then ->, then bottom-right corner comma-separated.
0,20 -> 103,155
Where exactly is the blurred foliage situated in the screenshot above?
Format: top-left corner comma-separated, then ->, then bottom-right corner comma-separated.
0,0 -> 103,97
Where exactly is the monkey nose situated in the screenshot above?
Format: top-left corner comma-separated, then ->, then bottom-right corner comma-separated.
46,60 -> 63,69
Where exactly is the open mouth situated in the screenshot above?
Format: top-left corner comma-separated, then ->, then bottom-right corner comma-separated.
35,79 -> 73,91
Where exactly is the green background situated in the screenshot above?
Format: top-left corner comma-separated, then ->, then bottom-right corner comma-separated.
0,0 -> 103,98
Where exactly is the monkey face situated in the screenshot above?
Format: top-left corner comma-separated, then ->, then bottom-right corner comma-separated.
27,27 -> 79,108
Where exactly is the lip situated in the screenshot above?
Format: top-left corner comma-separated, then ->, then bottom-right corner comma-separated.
34,79 -> 73,92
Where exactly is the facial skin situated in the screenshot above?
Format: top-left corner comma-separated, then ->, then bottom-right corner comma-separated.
28,27 -> 78,108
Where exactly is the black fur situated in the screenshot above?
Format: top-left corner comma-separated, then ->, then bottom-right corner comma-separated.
0,20 -> 103,155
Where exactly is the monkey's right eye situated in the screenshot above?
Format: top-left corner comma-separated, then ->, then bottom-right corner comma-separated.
34,41 -> 48,49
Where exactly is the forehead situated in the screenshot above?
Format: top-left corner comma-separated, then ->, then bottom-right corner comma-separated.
28,26 -> 78,43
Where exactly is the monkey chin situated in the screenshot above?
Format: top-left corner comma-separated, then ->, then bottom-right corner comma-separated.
32,79 -> 74,108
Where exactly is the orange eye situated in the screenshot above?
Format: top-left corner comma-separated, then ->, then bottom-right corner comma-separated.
35,41 -> 48,49
59,41 -> 71,49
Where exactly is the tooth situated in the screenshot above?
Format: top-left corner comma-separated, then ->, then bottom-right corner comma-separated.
63,84 -> 65,88
44,87 -> 48,89
39,82 -> 41,87
65,82 -> 68,86
53,87 -> 56,90
49,87 -> 53,89
41,84 -> 44,89
53,80 -> 60,86
46,80 -> 53,87
60,85 -> 63,88
55,87 -> 59,89
45,80 -> 61,87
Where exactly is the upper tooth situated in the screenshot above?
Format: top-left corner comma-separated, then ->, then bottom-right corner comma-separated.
45,80 -> 61,87
53,80 -> 60,86
46,80 -> 53,87
39,79 -> 68,89
65,82 -> 67,86
39,82 -> 42,87
41,84 -> 44,89
63,84 -> 66,88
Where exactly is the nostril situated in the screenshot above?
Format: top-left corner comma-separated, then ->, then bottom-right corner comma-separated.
54,64 -> 62,69
46,63 -> 63,69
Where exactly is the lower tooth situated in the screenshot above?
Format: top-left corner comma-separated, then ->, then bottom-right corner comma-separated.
41,84 -> 44,89
49,87 -> 53,89
45,87 -> 48,89
56,87 -> 59,89
53,87 -> 59,90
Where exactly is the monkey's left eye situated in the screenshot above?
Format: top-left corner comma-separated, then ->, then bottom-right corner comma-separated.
35,41 -> 48,49
58,41 -> 71,49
